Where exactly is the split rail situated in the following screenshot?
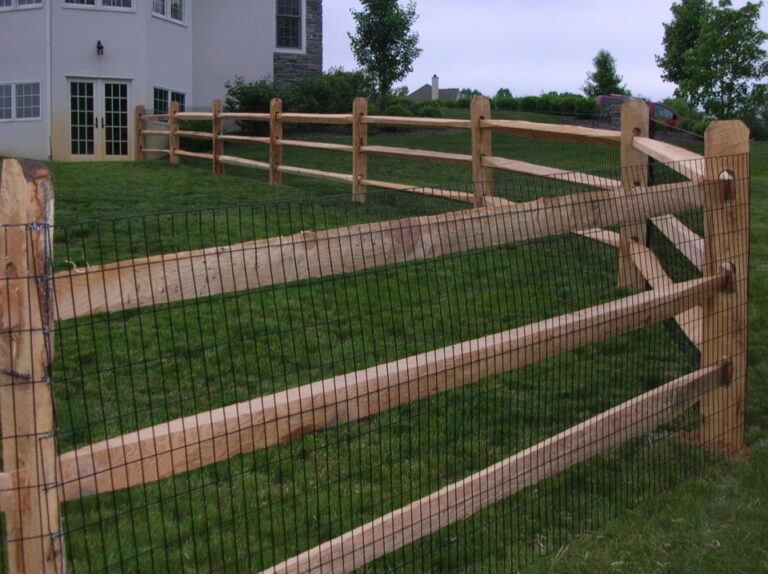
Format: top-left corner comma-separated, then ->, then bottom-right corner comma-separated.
0,99 -> 751,572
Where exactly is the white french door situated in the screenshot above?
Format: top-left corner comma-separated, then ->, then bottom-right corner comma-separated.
69,79 -> 132,160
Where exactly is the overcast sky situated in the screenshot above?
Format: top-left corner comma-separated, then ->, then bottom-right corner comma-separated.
323,0 -> 768,101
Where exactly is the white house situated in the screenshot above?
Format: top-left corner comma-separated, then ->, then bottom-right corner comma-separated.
0,0 -> 322,161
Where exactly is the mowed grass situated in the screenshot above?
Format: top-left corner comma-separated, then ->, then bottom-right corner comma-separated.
2,132 -> 762,572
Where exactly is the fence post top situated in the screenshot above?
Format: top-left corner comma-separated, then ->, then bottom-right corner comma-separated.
705,120 -> 750,153
0,159 -> 54,225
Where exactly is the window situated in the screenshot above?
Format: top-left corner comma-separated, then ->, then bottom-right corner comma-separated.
0,0 -> 42,9
0,85 -> 11,120
153,88 -> 185,115
0,82 -> 41,121
153,0 -> 182,23
64,0 -> 132,7
277,0 -> 302,49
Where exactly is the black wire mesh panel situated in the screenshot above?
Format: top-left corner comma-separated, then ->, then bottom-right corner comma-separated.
0,152 -> 749,573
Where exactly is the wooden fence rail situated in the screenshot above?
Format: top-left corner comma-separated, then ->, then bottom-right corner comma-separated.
0,106 -> 750,572
135,96 -> 624,207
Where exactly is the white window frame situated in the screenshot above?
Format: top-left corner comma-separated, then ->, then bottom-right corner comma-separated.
152,0 -> 184,25
62,0 -> 134,12
275,0 -> 306,54
153,87 -> 186,116
0,0 -> 43,12
0,82 -> 42,122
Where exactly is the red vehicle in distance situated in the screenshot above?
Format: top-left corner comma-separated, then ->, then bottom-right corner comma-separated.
597,94 -> 683,127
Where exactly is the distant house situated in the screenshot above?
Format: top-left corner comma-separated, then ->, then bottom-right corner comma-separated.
407,75 -> 460,103
0,0 -> 322,161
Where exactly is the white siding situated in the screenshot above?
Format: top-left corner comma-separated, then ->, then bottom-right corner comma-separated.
192,0 -> 274,107
0,5 -> 49,159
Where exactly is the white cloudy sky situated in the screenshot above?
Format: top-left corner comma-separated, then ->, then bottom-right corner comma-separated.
323,0 -> 768,101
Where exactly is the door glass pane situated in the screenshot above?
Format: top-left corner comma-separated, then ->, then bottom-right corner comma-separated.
104,82 -> 128,156
70,81 -> 94,155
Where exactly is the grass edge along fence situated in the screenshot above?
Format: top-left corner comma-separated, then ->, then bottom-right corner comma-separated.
1,107 -> 750,572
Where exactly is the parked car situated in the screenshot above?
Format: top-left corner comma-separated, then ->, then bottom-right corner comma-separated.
597,94 -> 683,127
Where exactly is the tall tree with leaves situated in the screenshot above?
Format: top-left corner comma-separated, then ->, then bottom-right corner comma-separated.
583,50 -> 631,97
348,0 -> 422,110
657,0 -> 768,118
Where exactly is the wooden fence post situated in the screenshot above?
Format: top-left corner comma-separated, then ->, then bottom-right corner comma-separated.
471,96 -> 493,207
352,97 -> 369,204
270,98 -> 283,185
618,99 -> 650,290
700,120 -> 750,456
169,100 -> 180,165
135,104 -> 145,161
0,159 -> 62,573
212,99 -> 224,175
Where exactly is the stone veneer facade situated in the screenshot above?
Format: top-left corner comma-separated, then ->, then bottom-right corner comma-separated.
273,0 -> 323,88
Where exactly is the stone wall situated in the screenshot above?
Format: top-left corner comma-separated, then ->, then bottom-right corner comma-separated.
273,0 -> 322,89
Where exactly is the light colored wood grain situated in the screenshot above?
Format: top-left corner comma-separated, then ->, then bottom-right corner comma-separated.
270,98 -> 284,185
700,120 -> 750,455
352,97 -> 368,204
169,101 -> 180,165
619,99 -> 650,289
650,215 -> 705,270
140,129 -> 171,137
141,148 -> 171,155
58,274 -> 722,501
481,119 -> 621,146
135,105 -> 145,161
360,179 -> 475,204
0,160 -> 62,573
277,165 -> 354,183
176,130 -> 213,140
361,145 -> 472,165
471,96 -> 493,205
175,150 -> 214,161
52,180 -> 703,321
363,116 -> 472,129
219,135 -> 270,145
212,99 -> 224,174
219,155 -> 270,170
279,113 -> 353,125
219,112 -> 270,121
574,228 -> 621,247
279,140 -> 354,153
482,156 -> 621,189
627,240 -> 702,348
632,136 -> 705,179
140,114 -> 169,122
265,362 -> 726,574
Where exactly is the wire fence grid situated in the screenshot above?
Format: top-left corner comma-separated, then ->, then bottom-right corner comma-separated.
0,150 -> 749,573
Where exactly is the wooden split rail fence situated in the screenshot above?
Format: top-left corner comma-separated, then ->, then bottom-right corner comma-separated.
0,99 -> 750,572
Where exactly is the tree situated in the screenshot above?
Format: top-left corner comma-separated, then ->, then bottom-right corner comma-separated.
656,0 -> 710,86
459,88 -> 482,98
583,50 -> 630,97
657,0 -> 768,118
495,88 -> 513,98
348,0 -> 422,110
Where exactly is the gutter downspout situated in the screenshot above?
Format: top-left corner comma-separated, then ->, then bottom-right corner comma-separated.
46,0 -> 52,158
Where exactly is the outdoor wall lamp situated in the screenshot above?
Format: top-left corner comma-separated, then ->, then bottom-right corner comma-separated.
97,41 -> 104,56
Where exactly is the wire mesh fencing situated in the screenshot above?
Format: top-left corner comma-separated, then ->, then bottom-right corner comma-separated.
0,140 -> 750,573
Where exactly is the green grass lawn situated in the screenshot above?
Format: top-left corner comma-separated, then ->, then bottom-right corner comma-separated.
2,134 -> 764,572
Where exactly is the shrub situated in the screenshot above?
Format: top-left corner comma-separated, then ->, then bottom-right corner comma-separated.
384,103 -> 413,117
224,76 -> 281,114
414,102 -> 443,118
519,96 -> 539,111
493,97 -> 518,111
455,97 -> 472,109
286,68 -> 372,113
